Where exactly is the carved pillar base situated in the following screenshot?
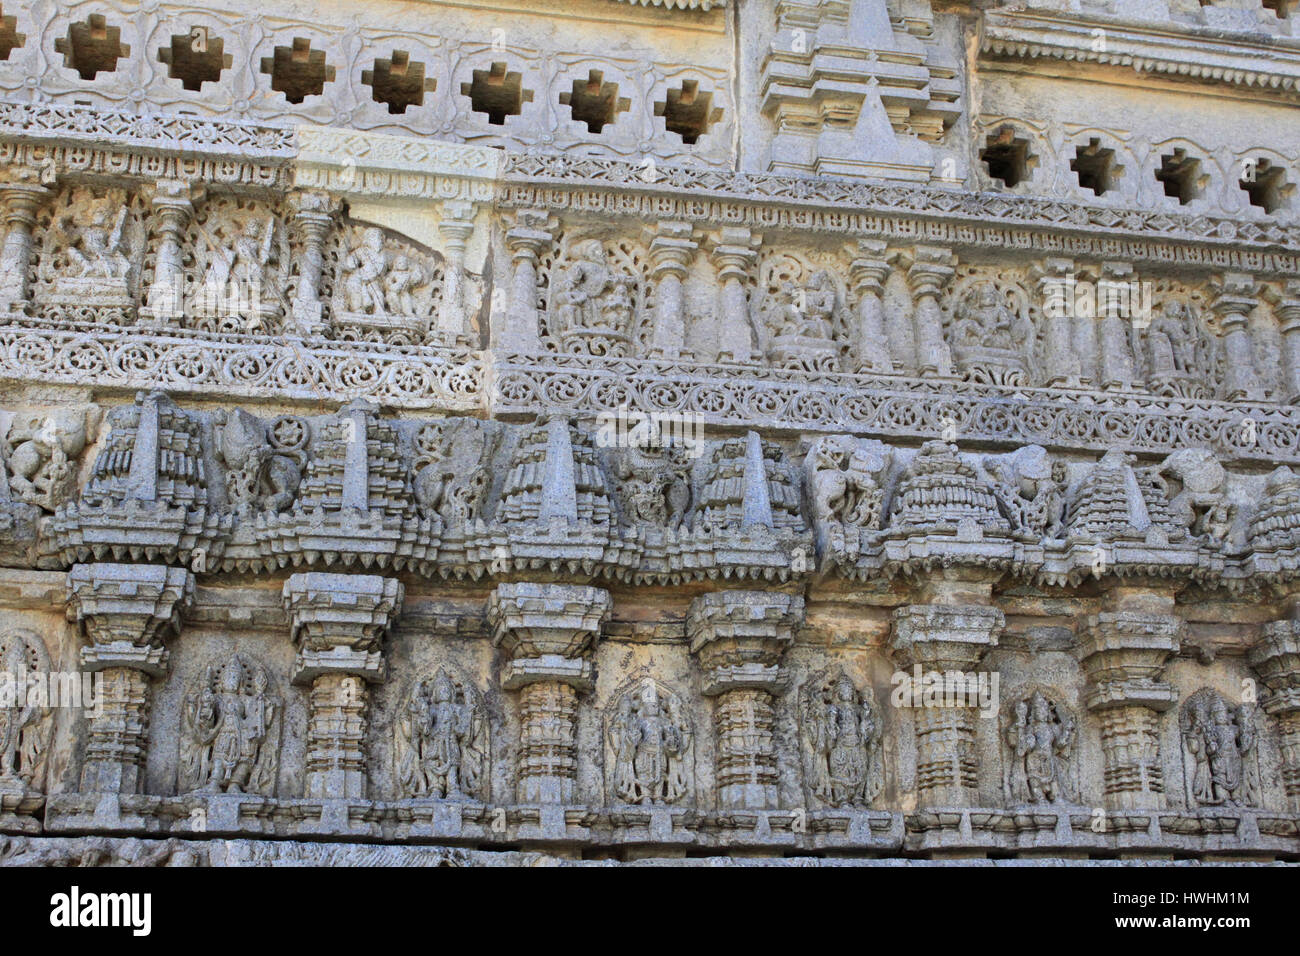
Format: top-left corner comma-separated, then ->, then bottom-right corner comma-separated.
687,590 -> 804,810
283,572 -> 403,801
489,582 -> 612,804
891,604 -> 1002,807
66,562 -> 193,795
1077,609 -> 1182,811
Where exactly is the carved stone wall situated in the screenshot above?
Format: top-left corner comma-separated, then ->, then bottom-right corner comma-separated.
1,0 -> 1299,865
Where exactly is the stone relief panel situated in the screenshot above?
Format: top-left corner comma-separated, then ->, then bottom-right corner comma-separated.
184,195 -> 289,335
0,406 -> 100,515
0,629 -> 54,799
178,653 -> 282,796
756,252 -> 854,373
394,667 -> 489,802
943,267 -> 1041,386
799,667 -> 884,809
538,234 -> 649,357
330,223 -> 446,346
604,676 -> 693,806
1180,686 -> 1260,808
1000,687 -> 1078,806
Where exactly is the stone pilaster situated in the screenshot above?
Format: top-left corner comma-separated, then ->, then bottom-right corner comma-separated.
1212,272 -> 1262,402
905,246 -> 956,378
710,227 -> 761,364
1077,610 -> 1182,810
435,200 -> 475,345
0,168 -> 50,316
1266,280 -> 1300,405
1034,257 -> 1083,386
139,179 -> 201,327
1097,260 -> 1136,392
66,563 -> 193,794
687,590 -> 804,809
891,604 -> 1003,807
847,239 -> 894,374
1250,621 -> 1300,810
502,208 -> 552,353
647,220 -> 697,359
288,190 -> 338,336
488,582 -> 612,803
282,572 -> 403,800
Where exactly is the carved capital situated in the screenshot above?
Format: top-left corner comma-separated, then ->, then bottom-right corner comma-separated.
904,245 -> 956,300
1252,621 -> 1300,716
488,582 -> 612,689
1076,611 -> 1182,711
848,238 -> 890,296
709,226 -> 761,282
1211,272 -> 1260,330
890,603 -> 1002,673
505,208 -> 554,262
687,590 -> 804,694
282,573 -> 403,683
649,220 -> 697,278
66,563 -> 194,676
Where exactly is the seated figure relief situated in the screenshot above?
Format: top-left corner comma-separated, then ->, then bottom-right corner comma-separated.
761,269 -> 848,372
1138,299 -> 1214,399
550,239 -> 635,357
947,279 -> 1037,386
39,188 -> 142,322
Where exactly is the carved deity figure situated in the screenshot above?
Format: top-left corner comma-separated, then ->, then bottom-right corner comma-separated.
0,631 -> 52,794
215,409 -> 302,513
801,670 -> 883,808
199,218 -> 276,314
951,281 -> 1032,351
1181,688 -> 1258,808
551,240 -> 634,354
767,270 -> 838,341
411,421 -> 499,525
1003,690 -> 1075,804
3,408 -> 98,513
179,655 -> 280,795
613,445 -> 692,527
608,680 -> 691,805
1147,301 -> 1199,376
396,669 -> 488,801
64,200 -> 131,280
342,226 -> 428,317
986,445 -> 1067,538
806,435 -> 891,538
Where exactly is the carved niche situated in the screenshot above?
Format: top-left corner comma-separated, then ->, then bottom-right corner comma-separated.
757,253 -> 853,372
187,196 -> 289,334
1134,290 -> 1217,400
1180,687 -> 1260,808
539,235 -> 647,357
35,186 -> 146,324
394,667 -> 489,801
605,677 -> 693,806
799,667 -> 884,809
178,654 -> 282,796
330,223 -> 445,345
0,629 -> 54,797
944,270 -> 1040,386
1001,688 -> 1077,805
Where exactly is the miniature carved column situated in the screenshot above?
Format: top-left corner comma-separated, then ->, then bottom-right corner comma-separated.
140,179 -> 201,327
1250,621 -> 1300,810
0,169 -> 50,315
1077,609 -> 1182,810
435,200 -> 476,346
1034,257 -> 1083,386
489,583 -> 612,803
66,563 -> 194,794
289,190 -> 337,336
848,239 -> 895,373
891,604 -> 1003,807
687,591 -> 804,809
906,246 -> 956,378
648,221 -> 698,359
1266,280 -> 1300,404
710,227 -> 761,364
502,208 -> 552,353
1097,261 -> 1136,391
1213,272 -> 1262,402
283,573 -> 404,800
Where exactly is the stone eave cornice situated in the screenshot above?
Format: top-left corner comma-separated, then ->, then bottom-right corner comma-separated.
980,10 -> 1300,99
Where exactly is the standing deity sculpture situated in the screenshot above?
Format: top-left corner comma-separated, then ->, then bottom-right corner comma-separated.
550,239 -> 635,356
0,631 -> 53,796
606,679 -> 692,805
800,669 -> 884,808
1181,688 -> 1258,808
179,655 -> 281,795
1002,690 -> 1076,804
336,226 -> 440,345
1140,299 -> 1210,398
395,668 -> 489,801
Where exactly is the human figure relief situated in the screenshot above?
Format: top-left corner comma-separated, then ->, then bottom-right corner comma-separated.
948,279 -> 1037,386
613,445 -> 692,528
985,445 -> 1067,538
65,201 -> 131,280
801,669 -> 883,808
1181,688 -> 1258,808
1002,690 -> 1076,804
608,680 -> 692,805
0,631 -> 53,794
197,217 -> 277,319
179,655 -> 281,795
395,669 -> 488,801
551,240 -> 634,355
215,409 -> 302,513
